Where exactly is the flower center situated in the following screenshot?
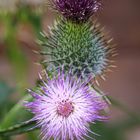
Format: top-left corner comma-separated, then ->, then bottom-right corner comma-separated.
57,100 -> 74,117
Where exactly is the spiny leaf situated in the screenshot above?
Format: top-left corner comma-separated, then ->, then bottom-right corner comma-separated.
0,95 -> 32,129
0,120 -> 37,137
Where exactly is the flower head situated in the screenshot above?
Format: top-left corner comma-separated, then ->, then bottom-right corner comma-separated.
40,19 -> 115,80
25,71 -> 107,140
51,0 -> 102,22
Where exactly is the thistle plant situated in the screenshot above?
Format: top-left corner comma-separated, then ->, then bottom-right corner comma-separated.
23,0 -> 115,139
26,0 -> 115,139
0,0 -> 117,140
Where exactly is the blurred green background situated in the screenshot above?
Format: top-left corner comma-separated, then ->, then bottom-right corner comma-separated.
0,0 -> 140,140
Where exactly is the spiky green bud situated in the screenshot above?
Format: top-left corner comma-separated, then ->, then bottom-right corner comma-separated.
39,19 -> 115,80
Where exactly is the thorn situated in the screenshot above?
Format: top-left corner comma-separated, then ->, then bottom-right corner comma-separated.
101,75 -> 106,81
34,62 -> 41,66
95,78 -> 100,86
107,38 -> 113,43
112,53 -> 119,57
108,65 -> 117,68
33,50 -> 39,54
36,39 -> 41,44
26,89 -> 31,92
38,73 -> 43,80
40,31 -> 46,37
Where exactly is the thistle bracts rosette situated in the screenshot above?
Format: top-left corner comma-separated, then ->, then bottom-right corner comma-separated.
39,19 -> 115,81
25,71 -> 108,140
51,0 -> 102,22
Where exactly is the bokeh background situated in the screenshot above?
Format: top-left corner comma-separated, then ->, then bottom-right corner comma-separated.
0,0 -> 140,140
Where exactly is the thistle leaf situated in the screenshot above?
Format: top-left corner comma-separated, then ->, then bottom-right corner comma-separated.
0,95 -> 32,129
0,120 -> 36,137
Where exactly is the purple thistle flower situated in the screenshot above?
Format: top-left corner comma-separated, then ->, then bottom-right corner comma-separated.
51,0 -> 102,22
25,71 -> 108,140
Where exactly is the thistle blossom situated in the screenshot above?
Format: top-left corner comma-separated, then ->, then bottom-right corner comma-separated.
25,71 -> 108,140
51,0 -> 102,22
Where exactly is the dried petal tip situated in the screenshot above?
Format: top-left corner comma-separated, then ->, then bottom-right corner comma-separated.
25,71 -> 108,140
51,0 -> 102,22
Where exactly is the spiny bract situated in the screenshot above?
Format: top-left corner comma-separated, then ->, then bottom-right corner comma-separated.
39,19 -> 115,80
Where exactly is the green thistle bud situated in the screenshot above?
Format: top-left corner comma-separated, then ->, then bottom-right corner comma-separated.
39,19 -> 115,80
